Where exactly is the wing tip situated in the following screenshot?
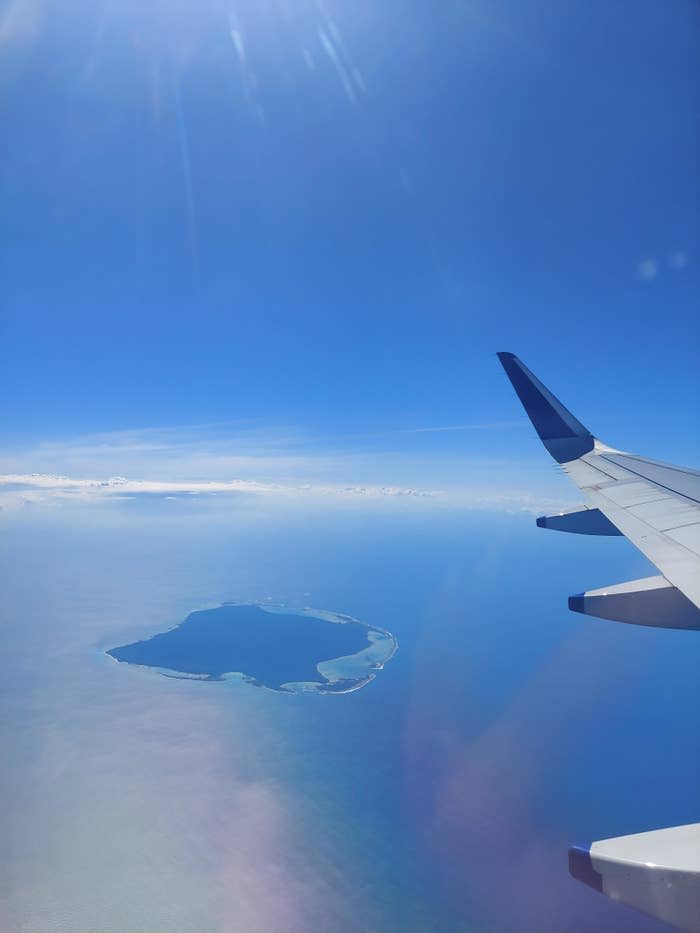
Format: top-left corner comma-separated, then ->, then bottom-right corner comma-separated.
496,351 -> 594,463
568,844 -> 603,892
568,593 -> 585,614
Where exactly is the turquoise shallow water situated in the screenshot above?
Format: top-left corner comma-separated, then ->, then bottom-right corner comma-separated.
2,508 -> 698,932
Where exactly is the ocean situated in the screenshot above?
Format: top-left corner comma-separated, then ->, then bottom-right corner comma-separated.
1,503 -> 697,931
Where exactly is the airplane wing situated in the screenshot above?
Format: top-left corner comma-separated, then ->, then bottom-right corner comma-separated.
497,352 -> 700,623
497,352 -> 700,931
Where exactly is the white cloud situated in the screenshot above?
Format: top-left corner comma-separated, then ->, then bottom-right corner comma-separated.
0,421 -> 574,517
0,471 -> 442,511
398,421 -> 523,434
0,471 -> 576,519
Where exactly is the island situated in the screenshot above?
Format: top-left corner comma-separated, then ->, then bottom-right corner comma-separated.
106,603 -> 397,694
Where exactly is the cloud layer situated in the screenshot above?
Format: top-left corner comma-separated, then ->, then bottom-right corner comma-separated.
0,472 -> 439,507
0,421 -> 575,516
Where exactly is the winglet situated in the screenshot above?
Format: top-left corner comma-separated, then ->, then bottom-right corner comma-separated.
497,352 -> 594,463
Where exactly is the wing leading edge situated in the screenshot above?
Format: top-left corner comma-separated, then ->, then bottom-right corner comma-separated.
497,352 -> 700,931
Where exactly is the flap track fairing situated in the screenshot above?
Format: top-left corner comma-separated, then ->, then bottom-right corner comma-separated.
568,575 -> 700,630
536,506 -> 621,536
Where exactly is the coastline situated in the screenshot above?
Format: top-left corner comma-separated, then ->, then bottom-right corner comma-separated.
104,602 -> 398,695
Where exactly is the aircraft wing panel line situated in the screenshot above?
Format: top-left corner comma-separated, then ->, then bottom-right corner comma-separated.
599,454 -> 700,505
666,523 -> 700,556
623,498 -> 700,532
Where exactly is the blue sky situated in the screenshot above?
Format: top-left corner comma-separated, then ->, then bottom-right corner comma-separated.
1,8 -> 699,930
1,0 -> 698,499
